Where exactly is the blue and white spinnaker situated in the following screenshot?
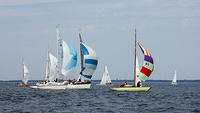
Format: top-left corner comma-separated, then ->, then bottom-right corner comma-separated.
80,42 -> 98,79
61,40 -> 77,77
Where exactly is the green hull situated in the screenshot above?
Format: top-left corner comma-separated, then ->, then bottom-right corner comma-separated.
110,87 -> 151,92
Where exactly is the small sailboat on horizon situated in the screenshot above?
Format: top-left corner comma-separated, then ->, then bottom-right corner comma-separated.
16,59 -> 29,87
171,70 -> 177,85
110,28 -> 154,91
97,66 -> 112,85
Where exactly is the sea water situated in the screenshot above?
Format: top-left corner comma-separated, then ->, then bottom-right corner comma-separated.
0,81 -> 199,113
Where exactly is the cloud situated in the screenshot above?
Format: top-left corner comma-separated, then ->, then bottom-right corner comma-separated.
0,0 -> 65,6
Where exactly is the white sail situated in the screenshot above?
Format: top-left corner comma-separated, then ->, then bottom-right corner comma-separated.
172,70 -> 177,85
49,53 -> 58,82
136,54 -> 141,86
23,64 -> 29,84
61,40 -> 77,77
100,66 -> 111,85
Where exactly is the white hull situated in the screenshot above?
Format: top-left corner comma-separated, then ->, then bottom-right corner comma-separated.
30,82 -> 67,90
30,85 -> 67,90
66,84 -> 91,89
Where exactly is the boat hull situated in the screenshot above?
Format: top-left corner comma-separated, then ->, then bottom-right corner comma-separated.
66,84 -> 91,89
16,83 -> 29,87
29,82 -> 67,90
29,85 -> 67,90
110,87 -> 151,91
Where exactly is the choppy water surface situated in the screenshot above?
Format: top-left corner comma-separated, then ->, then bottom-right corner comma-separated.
0,81 -> 200,113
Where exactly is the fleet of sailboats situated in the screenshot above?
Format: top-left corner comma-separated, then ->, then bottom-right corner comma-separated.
171,70 -> 177,85
28,26 -> 155,91
110,28 -> 154,91
30,25 -> 98,89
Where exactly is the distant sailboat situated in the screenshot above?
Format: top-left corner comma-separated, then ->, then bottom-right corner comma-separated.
171,70 -> 177,85
66,33 -> 98,89
16,60 -> 29,87
99,66 -> 112,85
110,28 -> 154,91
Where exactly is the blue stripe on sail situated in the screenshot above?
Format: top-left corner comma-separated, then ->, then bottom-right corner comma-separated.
63,41 -> 77,71
80,67 -> 93,79
65,41 -> 77,57
85,59 -> 98,65
81,43 -> 89,55
80,73 -> 92,79
85,63 -> 97,70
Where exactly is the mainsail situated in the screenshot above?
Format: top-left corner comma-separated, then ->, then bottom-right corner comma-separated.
100,66 -> 111,85
80,42 -> 98,79
61,40 -> 77,77
135,54 -> 141,84
23,63 -> 29,84
138,42 -> 154,82
49,53 -> 58,81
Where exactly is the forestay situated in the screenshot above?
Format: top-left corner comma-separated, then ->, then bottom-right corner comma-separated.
80,42 -> 98,79
61,40 -> 77,77
138,42 -> 154,82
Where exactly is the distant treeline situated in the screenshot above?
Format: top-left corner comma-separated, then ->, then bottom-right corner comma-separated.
1,80 -> 200,83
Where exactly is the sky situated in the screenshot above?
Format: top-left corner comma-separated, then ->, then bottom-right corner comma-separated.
0,0 -> 200,80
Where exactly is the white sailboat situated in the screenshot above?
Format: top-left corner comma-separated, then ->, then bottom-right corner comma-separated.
98,66 -> 112,85
16,60 -> 29,87
66,33 -> 98,89
30,25 -> 78,89
171,70 -> 177,85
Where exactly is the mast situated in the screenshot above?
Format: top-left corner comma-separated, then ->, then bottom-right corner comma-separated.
134,28 -> 137,87
79,33 -> 83,70
78,32 -> 83,80
45,43 -> 50,81
56,24 -> 62,80
22,59 -> 24,84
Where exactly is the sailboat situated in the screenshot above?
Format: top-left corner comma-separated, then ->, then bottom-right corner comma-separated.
66,33 -> 98,89
110,28 -> 154,91
97,66 -> 112,85
16,60 -> 29,87
30,25 -> 78,89
171,70 -> 177,85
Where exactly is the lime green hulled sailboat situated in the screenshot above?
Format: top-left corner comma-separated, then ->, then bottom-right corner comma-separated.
110,28 -> 154,91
